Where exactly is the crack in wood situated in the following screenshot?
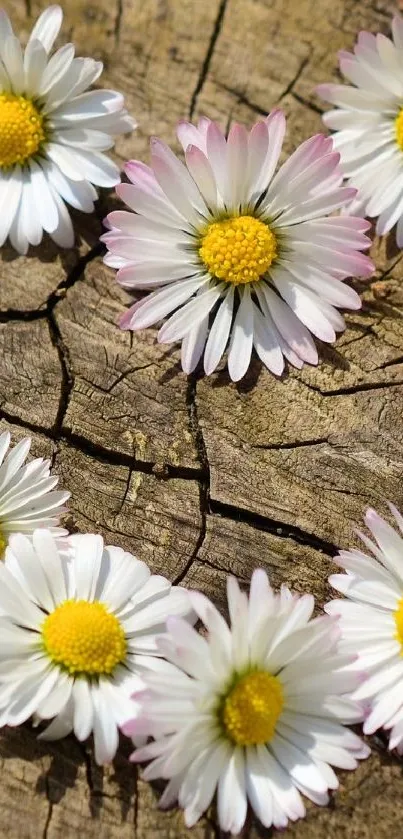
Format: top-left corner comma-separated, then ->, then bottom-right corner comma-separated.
189,0 -> 228,118
0,308 -> 48,322
278,55 -> 310,100
291,90 -> 325,115
0,241 -> 104,323
300,376 -> 403,397
47,311 -> 75,438
0,408 -> 208,481
212,54 -> 310,117
209,499 -> 339,556
2,2 -> 403,834
252,437 -> 329,451
42,779 -> 54,839
213,81 -> 268,117
173,374 -> 211,583
114,0 -> 123,44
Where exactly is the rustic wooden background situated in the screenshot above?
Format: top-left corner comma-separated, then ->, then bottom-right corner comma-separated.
0,0 -> 403,836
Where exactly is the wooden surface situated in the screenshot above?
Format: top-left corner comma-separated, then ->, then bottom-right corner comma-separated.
1,0 -> 403,836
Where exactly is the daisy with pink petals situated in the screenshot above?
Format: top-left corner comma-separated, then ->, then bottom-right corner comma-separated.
103,111 -> 373,382
327,504 -> 403,754
318,15 -> 403,246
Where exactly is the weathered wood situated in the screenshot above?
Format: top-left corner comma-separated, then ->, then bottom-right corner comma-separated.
56,262 -> 199,466
0,0 -> 403,836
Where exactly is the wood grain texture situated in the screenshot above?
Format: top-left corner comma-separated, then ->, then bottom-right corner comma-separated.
0,0 -> 403,836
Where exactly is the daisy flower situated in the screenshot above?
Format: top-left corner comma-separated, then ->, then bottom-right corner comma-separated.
124,570 -> 369,834
0,5 -> 135,254
0,430 -> 69,554
0,529 -> 193,765
102,112 -> 373,382
327,504 -> 403,754
318,15 -> 403,246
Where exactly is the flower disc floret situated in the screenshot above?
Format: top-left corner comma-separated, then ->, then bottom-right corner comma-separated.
0,529 -> 7,559
221,670 -> 284,745
327,504 -> 403,755
0,93 -> 46,169
105,112 -> 373,382
318,15 -> 403,247
396,109 -> 403,152
127,569 -> 369,834
199,215 -> 278,284
42,599 -> 127,676
394,597 -> 403,649
0,529 -> 192,766
0,5 -> 135,253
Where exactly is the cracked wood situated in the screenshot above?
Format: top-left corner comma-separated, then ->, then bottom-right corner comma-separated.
0,0 -> 403,837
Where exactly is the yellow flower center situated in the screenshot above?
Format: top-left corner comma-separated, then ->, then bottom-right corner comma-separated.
0,529 -> 7,559
0,93 -> 46,169
199,215 -> 277,285
394,597 -> 403,647
396,109 -> 403,152
221,671 -> 284,746
42,600 -> 127,677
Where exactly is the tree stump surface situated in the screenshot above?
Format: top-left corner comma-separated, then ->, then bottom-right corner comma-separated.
0,0 -> 403,836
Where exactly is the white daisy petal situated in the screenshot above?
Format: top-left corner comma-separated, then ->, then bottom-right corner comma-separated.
126,275 -> 208,332
3,35 -> 24,93
38,43 -> 75,96
28,159 -> 60,232
0,529 -> 194,765
73,678 -> 94,741
0,168 -> 23,246
8,202 -> 28,254
92,685 -> 119,765
252,304 -> 284,375
99,548 -> 150,610
181,315 -> 209,374
29,5 -> 63,53
73,533 -> 104,600
43,159 -> 95,212
151,137 -> 208,219
36,672 -> 72,719
19,169 -> 43,246
158,283 -> 222,344
227,286 -> 254,382
319,16 -> 403,246
328,503 -> 403,752
0,7 -> 134,253
0,435 -> 68,554
130,569 -> 368,832
53,59 -> 105,106
206,120 -> 229,202
0,433 -> 11,467
218,750 -> 248,834
0,10 -> 12,46
204,286 -> 235,375
185,144 -> 218,208
23,39 -> 47,96
256,284 -> 318,366
105,109 -> 371,379
39,694 -> 74,741
226,123 -> 249,209
47,184 -> 76,248
0,438 -> 32,491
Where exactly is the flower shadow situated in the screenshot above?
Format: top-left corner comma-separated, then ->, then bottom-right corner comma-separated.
0,193 -> 112,278
0,724 -> 137,824
316,340 -> 352,372
362,296 -> 403,321
385,234 -> 401,262
211,356 -> 268,392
